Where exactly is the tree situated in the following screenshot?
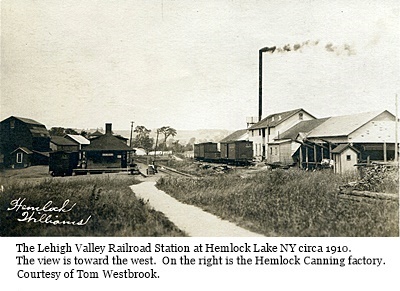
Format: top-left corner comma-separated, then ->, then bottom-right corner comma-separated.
49,127 -> 79,136
158,126 -> 177,153
132,125 -> 154,154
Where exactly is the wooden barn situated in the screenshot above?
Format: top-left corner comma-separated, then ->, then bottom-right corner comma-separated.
82,123 -> 133,168
0,116 -> 50,167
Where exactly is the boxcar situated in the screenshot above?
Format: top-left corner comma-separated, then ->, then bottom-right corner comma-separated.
194,142 -> 220,161
49,151 -> 79,176
221,140 -> 253,165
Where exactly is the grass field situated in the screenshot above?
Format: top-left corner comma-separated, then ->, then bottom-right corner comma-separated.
0,167 -> 185,237
157,168 -> 399,237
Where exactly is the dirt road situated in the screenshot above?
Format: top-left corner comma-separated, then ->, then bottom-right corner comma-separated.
130,176 -> 264,237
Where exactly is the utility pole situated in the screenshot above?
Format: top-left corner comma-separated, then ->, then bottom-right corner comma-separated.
395,93 -> 398,163
129,121 -> 134,148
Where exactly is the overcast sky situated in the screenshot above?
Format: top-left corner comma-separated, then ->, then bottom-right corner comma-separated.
1,0 -> 399,131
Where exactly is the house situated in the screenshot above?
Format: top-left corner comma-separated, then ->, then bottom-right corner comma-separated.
10,147 -> 33,168
307,110 -> 397,162
331,144 -> 360,174
247,108 -> 316,161
0,116 -> 50,167
50,136 -> 80,152
82,123 -> 133,168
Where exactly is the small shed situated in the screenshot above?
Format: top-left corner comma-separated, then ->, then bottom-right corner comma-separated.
331,144 -> 360,174
10,147 -> 33,168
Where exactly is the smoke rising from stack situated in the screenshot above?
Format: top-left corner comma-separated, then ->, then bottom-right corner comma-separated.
262,40 -> 356,56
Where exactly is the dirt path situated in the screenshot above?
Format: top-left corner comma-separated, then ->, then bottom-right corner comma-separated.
130,177 -> 264,237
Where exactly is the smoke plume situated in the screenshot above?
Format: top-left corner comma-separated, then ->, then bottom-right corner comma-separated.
261,40 -> 356,56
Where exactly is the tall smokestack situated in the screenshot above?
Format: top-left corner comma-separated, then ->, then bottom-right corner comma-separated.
259,46 -> 276,121
105,123 -> 112,135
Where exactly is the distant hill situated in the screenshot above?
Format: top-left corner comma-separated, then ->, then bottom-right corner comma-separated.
113,129 -> 233,145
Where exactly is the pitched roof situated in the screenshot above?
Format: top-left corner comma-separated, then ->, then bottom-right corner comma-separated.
276,118 -> 330,140
65,134 -> 91,145
220,129 -> 248,143
248,108 -> 315,130
308,110 -> 394,138
12,116 -> 45,126
11,147 -> 33,155
83,134 -> 132,151
331,144 -> 360,154
51,136 -> 78,146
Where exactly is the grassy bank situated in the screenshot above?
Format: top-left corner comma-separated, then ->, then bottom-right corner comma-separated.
157,169 -> 399,237
0,174 -> 185,237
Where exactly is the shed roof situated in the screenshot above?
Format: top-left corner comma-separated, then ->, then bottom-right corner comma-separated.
51,136 -> 78,146
83,134 -> 132,151
248,108 -> 315,130
308,110 -> 394,138
331,144 -> 360,154
65,134 -> 91,145
276,118 -> 330,140
220,129 -> 248,143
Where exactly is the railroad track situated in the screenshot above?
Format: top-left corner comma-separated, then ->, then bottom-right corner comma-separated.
157,165 -> 196,178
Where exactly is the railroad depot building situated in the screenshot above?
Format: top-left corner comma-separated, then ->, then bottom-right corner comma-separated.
0,116 -> 50,168
82,123 -> 133,168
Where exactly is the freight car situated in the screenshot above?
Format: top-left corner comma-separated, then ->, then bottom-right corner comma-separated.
194,141 -> 253,165
220,140 -> 253,165
49,151 -> 79,176
194,142 -> 220,162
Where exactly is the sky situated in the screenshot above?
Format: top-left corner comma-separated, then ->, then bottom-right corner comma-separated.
1,0 -> 399,131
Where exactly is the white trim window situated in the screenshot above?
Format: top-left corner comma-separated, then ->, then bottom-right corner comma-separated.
16,152 -> 23,163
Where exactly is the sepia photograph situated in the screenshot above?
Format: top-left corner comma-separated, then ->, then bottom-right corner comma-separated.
1,0 -> 399,238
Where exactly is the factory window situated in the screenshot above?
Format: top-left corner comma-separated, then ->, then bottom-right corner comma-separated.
270,147 -> 273,155
346,155 -> 351,161
10,120 -> 15,129
271,116 -> 275,122
259,129 -> 261,136
275,147 -> 278,155
251,130 -> 254,137
16,153 -> 23,163
299,113 -> 303,120
278,115 -> 282,120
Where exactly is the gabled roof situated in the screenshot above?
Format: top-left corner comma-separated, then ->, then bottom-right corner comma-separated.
220,129 -> 248,143
83,134 -> 132,151
308,110 -> 395,138
276,118 -> 330,141
11,147 -> 33,155
51,136 -> 78,146
331,144 -> 360,154
65,134 -> 90,145
248,108 -> 315,130
11,116 -> 45,126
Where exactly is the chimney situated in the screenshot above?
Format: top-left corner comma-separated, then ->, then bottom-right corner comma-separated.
105,123 -> 112,135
